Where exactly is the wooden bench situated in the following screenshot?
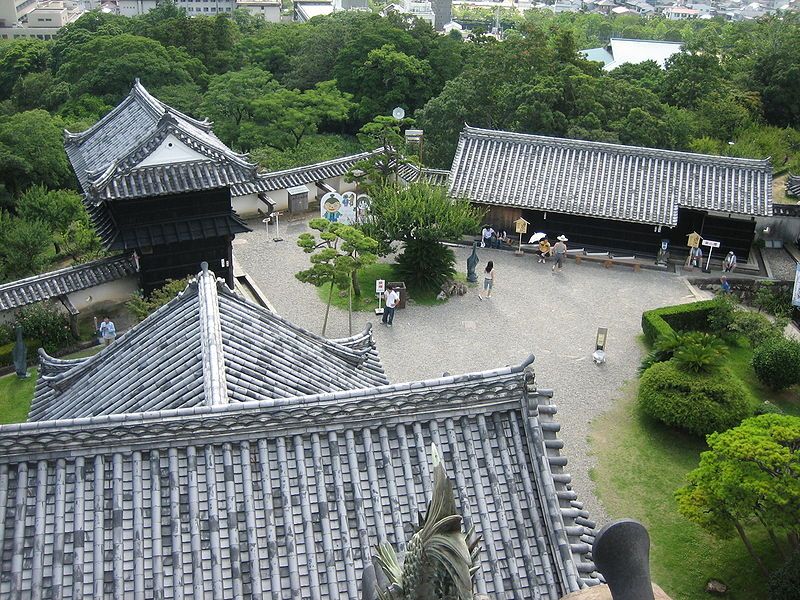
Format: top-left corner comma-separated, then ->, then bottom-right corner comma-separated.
575,255 -> 641,272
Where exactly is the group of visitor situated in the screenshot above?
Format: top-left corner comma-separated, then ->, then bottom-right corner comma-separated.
480,225 -> 508,249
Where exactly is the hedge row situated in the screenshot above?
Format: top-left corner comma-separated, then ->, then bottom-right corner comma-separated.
641,300 -> 718,343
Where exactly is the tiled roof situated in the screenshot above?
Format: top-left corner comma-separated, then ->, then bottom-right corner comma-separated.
64,81 -> 261,202
787,174 -> 800,197
231,150 -> 381,196
0,360 -> 599,598
396,162 -> 451,186
30,264 -> 388,421
448,126 -> 773,227
0,255 -> 138,312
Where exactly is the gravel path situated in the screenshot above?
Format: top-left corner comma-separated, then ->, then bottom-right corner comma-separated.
234,217 -> 693,526
762,247 -> 798,281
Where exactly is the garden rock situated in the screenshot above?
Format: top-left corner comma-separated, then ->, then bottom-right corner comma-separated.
440,279 -> 467,297
705,579 -> 729,595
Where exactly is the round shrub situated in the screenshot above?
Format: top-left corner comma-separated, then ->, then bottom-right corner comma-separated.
638,361 -> 752,436
752,337 -> 800,391
769,550 -> 800,600
15,303 -> 73,354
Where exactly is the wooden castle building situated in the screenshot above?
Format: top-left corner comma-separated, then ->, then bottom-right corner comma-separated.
449,126 -> 774,260
64,81 -> 258,292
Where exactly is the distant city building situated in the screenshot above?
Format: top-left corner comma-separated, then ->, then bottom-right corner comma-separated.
431,0 -> 451,30
0,0 -> 83,39
117,0 -> 280,18
292,0 -> 366,22
581,38 -> 684,70
663,3 -> 702,17
380,0 -> 436,27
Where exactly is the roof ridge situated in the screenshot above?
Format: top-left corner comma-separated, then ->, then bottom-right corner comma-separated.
37,282 -> 200,393
0,254 -> 134,293
197,263 -> 229,406
462,125 -> 773,169
258,149 -> 380,179
14,357 -> 536,439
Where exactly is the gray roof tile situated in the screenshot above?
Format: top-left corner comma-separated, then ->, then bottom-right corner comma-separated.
65,81 -> 261,202
0,362 -> 599,598
29,265 -> 388,421
0,255 -> 138,312
448,126 -> 773,226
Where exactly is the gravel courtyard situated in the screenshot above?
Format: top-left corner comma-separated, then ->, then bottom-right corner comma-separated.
234,217 -> 694,525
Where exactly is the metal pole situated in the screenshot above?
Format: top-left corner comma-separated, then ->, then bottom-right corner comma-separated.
705,246 -> 713,272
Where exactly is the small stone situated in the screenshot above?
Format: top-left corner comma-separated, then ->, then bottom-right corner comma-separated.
705,579 -> 729,595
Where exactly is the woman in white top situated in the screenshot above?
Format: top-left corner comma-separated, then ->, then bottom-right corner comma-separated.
479,261 -> 495,300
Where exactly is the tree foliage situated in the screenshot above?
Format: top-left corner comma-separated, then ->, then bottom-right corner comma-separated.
127,277 -> 190,322
296,218 -> 378,335
363,183 -> 483,291
675,414 -> 800,576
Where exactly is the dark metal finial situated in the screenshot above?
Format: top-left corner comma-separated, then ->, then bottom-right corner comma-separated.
593,519 -> 655,600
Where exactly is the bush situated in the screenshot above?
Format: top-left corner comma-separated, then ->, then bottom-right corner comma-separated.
638,361 -> 752,436
671,332 -> 728,373
14,303 -> 73,354
753,281 -> 793,318
0,338 -> 41,367
641,300 -> 717,343
707,293 -> 737,333
770,550 -> 800,600
127,278 -> 189,322
728,310 -> 784,348
395,239 -> 455,292
752,337 -> 800,390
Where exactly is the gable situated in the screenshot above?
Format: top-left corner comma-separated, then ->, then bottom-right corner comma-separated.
136,133 -> 208,167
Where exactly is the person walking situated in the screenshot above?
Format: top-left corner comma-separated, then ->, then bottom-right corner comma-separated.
723,251 -> 737,272
98,316 -> 117,346
552,235 -> 568,273
538,238 -> 551,263
479,261 -> 495,300
382,286 -> 400,327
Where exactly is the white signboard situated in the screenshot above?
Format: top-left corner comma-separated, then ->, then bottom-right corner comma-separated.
376,279 -> 386,294
701,239 -> 720,248
320,191 -> 357,225
793,264 -> 800,308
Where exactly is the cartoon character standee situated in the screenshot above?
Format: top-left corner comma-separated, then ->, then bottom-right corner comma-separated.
323,196 -> 342,222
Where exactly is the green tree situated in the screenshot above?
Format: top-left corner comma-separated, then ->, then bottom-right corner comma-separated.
661,49 -> 724,109
0,214 -> 54,281
296,218 -> 378,336
347,116 -> 414,187
0,110 -> 73,200
56,220 -> 104,263
241,81 -> 354,151
11,72 -> 70,112
15,186 -> 85,240
676,414 -> 800,577
748,15 -> 800,127
200,66 -> 279,146
351,43 -> 433,120
56,34 -> 205,103
0,39 -> 51,100
363,183 -> 483,291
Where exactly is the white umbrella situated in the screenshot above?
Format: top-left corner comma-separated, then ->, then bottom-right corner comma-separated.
529,232 -> 546,243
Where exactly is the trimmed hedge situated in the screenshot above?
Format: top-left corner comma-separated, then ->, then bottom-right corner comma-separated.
638,361 -> 752,436
752,337 -> 800,391
641,300 -> 718,344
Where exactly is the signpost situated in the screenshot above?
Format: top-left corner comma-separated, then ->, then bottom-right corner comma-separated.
514,217 -> 530,256
793,264 -> 800,308
375,279 -> 385,315
701,239 -> 720,272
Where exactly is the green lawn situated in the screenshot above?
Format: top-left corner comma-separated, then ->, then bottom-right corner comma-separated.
0,346 -> 102,425
316,263 -> 471,312
591,382 -> 779,600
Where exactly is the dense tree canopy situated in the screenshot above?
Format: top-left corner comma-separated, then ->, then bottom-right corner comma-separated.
1,5 -> 800,280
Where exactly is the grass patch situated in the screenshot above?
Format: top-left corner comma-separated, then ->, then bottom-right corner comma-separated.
316,264 -> 468,311
0,345 -> 103,425
592,382 -> 778,599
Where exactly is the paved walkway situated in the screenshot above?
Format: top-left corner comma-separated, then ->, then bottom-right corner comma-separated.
234,217 -> 694,525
